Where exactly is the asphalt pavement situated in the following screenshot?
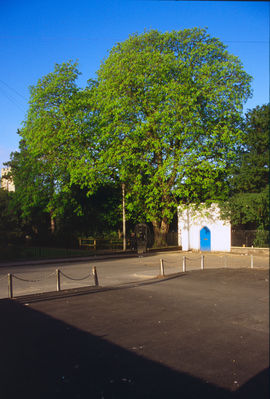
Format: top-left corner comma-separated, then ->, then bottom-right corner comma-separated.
0,250 -> 268,299
0,267 -> 268,398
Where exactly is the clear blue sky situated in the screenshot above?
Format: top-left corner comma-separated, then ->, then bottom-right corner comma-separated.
0,0 -> 269,170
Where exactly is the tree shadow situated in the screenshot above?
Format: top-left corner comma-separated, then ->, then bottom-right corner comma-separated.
234,369 -> 269,399
0,299 -> 268,399
13,272 -> 186,304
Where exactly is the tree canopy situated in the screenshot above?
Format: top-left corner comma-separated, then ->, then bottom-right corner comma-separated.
18,29 -> 253,246
7,134 -> 122,243
225,104 -> 269,244
21,61 -> 96,168
77,28 -> 252,245
231,104 -> 269,194
0,188 -> 22,246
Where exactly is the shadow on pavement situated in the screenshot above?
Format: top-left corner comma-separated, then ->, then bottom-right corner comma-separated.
235,369 -> 269,399
0,299 -> 268,399
13,272 -> 186,304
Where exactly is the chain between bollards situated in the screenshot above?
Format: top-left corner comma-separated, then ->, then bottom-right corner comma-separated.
8,267 -> 98,297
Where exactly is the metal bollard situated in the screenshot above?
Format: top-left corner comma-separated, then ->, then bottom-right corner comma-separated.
8,273 -> 13,298
56,269 -> 61,291
160,259 -> 165,276
183,256 -> 186,272
92,266 -> 99,286
251,255 -> 254,269
201,255 -> 204,270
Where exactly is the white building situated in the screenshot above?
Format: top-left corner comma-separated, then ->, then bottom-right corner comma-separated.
1,167 -> 15,192
178,203 -> 231,252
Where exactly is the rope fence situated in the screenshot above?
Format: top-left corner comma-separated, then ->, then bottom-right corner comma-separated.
12,271 -> 56,283
181,255 -> 205,272
159,253 -> 256,275
162,259 -> 179,265
183,256 -> 202,261
0,253 -> 263,299
59,270 -> 93,281
5,267 -> 100,298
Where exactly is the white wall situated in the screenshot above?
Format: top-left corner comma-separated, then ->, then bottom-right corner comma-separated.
1,167 -> 15,192
178,204 -> 231,252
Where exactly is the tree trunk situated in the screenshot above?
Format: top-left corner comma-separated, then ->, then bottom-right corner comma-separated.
152,218 -> 170,248
50,212 -> 55,234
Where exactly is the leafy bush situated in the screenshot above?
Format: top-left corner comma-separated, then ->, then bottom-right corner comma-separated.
254,229 -> 269,248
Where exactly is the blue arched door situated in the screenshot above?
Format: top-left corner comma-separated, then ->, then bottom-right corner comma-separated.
200,226 -> 211,251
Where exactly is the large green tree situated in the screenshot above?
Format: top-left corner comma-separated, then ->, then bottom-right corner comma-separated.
225,104 -> 269,244
20,61 -> 96,187
19,32 -> 252,246
15,61 -> 123,244
76,28 -> 252,246
0,188 -> 22,246
231,104 -> 269,194
8,136 -> 123,244
7,136 -> 68,238
17,62 -> 96,234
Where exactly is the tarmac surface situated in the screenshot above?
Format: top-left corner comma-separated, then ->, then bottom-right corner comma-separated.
0,250 -> 268,299
0,267 -> 268,398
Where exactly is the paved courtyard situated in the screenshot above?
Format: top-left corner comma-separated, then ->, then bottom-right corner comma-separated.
0,250 -> 268,298
0,267 -> 268,398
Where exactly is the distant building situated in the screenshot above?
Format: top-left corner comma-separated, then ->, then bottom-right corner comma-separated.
178,203 -> 231,252
1,167 -> 15,192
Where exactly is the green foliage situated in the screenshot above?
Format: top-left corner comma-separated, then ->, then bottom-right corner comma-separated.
231,104 -> 269,193
55,183 -> 122,240
7,136 -> 63,239
221,104 -> 269,247
253,228 -> 269,248
16,31 -> 253,246
83,28 -> 252,241
0,189 -> 22,245
7,138 -> 122,243
8,136 -> 52,216
225,187 -> 269,230
225,104 -> 269,240
12,62 -> 96,239
21,61 -> 97,191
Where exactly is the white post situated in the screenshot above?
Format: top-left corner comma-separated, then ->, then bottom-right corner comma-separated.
92,266 -> 99,286
251,255 -> 254,269
201,255 -> 204,270
56,269 -> 61,291
183,256 -> 186,272
8,273 -> 13,298
160,259 -> 164,276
